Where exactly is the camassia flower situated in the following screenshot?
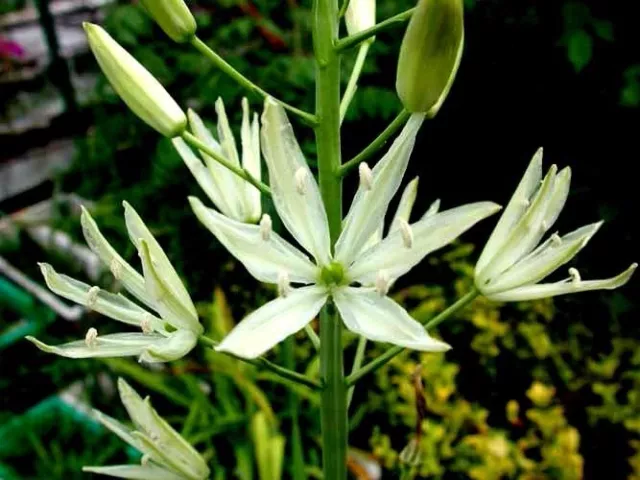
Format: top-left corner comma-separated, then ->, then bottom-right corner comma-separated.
27,203 -> 203,362
173,98 -> 262,223
190,98 -> 501,359
475,148 -> 637,301
84,378 -> 209,479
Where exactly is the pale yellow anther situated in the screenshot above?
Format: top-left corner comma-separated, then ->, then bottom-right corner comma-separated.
398,219 -> 414,248
110,259 -> 123,279
260,214 -> 272,241
85,327 -> 98,348
358,162 -> 373,191
278,271 -> 292,298
375,270 -> 391,296
295,168 -> 308,195
551,233 -> 562,246
569,268 -> 581,284
141,313 -> 154,334
86,286 -> 100,309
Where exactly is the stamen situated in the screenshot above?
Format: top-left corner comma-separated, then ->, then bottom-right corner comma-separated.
141,454 -> 150,466
398,219 -> 414,248
294,167 -> 308,195
551,233 -> 562,246
358,162 -> 373,191
568,268 -> 581,284
541,220 -> 549,231
260,214 -> 272,241
375,270 -> 391,296
278,271 -> 292,298
85,328 -> 98,348
521,198 -> 531,208
86,286 -> 100,309
110,259 -> 122,279
141,313 -> 154,334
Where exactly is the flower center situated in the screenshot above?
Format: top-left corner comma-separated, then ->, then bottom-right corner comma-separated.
320,262 -> 346,287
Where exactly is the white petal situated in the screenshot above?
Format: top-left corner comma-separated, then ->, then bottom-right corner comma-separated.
92,410 -> 137,448
421,198 -> 441,219
476,164 -> 558,285
172,137 -> 232,217
487,263 -> 637,302
333,287 -> 450,351
123,202 -> 197,319
82,464 -> 184,480
215,286 -> 328,359
188,108 -> 241,220
336,114 -> 425,265
261,98 -> 331,265
476,149 -> 543,275
80,207 -> 153,309
39,263 -> 163,330
389,176 -> 419,234
190,197 -> 318,284
138,240 -> 202,333
26,332 -> 169,359
241,98 -> 262,222
482,222 -> 601,294
139,329 -> 199,363
349,202 -> 501,284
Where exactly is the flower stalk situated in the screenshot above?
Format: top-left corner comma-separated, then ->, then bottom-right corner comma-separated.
336,7 -> 416,52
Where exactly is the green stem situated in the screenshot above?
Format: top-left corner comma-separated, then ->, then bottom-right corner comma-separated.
199,336 -> 321,390
338,109 -> 411,177
313,0 -> 348,477
190,36 -> 317,126
181,131 -> 271,195
346,336 -> 367,409
345,289 -> 479,386
335,7 -> 416,51
304,324 -> 321,351
337,0 -> 351,19
339,40 -> 372,124
283,337 -> 307,480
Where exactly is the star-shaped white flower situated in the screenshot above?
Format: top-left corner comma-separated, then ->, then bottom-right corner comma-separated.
475,148 -> 637,301
190,99 -> 501,359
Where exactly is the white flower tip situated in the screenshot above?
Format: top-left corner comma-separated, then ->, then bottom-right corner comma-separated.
398,219 -> 414,248
86,286 -> 100,308
85,328 -> 98,348
358,162 -> 373,191
533,147 -> 544,163
375,270 -> 391,296
568,267 -> 582,284
278,271 -> 292,298
259,214 -> 273,241
558,166 -> 572,181
294,167 -> 308,195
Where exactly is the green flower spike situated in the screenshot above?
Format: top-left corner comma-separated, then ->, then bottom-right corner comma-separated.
139,0 -> 197,43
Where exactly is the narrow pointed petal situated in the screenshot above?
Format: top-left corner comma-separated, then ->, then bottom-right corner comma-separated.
261,98 -> 331,265
477,164 -> 558,285
39,263 -> 163,330
350,202 -> 501,284
389,176 -> 420,234
421,198 -> 441,219
138,240 -> 202,333
488,263 -> 637,302
483,222 -> 602,294
336,114 -> 425,265
190,197 -> 317,284
138,329 -> 198,363
173,137 -> 230,216
123,202 -> 197,319
241,98 -> 262,221
215,286 -> 328,359
80,207 -> 153,309
82,464 -> 184,480
333,287 -> 451,351
187,109 -> 239,219
476,149 -> 543,275
543,167 -> 571,229
26,332 -> 169,359
92,410 -> 137,447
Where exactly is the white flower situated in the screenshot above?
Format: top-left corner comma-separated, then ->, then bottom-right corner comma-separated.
345,0 -> 376,36
475,148 -> 637,302
190,98 -> 501,359
27,203 -> 202,362
173,98 -> 262,223
84,378 -> 209,479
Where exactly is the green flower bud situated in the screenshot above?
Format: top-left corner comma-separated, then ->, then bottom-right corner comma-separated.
396,0 -> 464,115
139,0 -> 197,43
84,23 -> 186,137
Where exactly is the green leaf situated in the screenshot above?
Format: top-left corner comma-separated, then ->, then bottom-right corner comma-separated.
592,20 -> 614,42
567,30 -> 593,72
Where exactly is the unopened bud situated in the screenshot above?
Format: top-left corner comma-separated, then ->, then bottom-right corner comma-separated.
139,0 -> 196,43
345,0 -> 376,36
83,23 -> 186,137
260,214 -> 272,241
358,162 -> 373,191
85,328 -> 98,348
396,0 -> 464,115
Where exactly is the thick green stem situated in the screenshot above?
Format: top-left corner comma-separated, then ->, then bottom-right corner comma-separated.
313,0 -> 348,477
336,7 -> 416,51
338,109 -> 411,176
346,289 -> 479,386
190,37 -> 317,126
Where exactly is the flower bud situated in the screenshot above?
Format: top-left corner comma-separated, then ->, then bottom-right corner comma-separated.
139,0 -> 197,43
84,23 -> 186,137
345,0 -> 376,36
396,0 -> 464,115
